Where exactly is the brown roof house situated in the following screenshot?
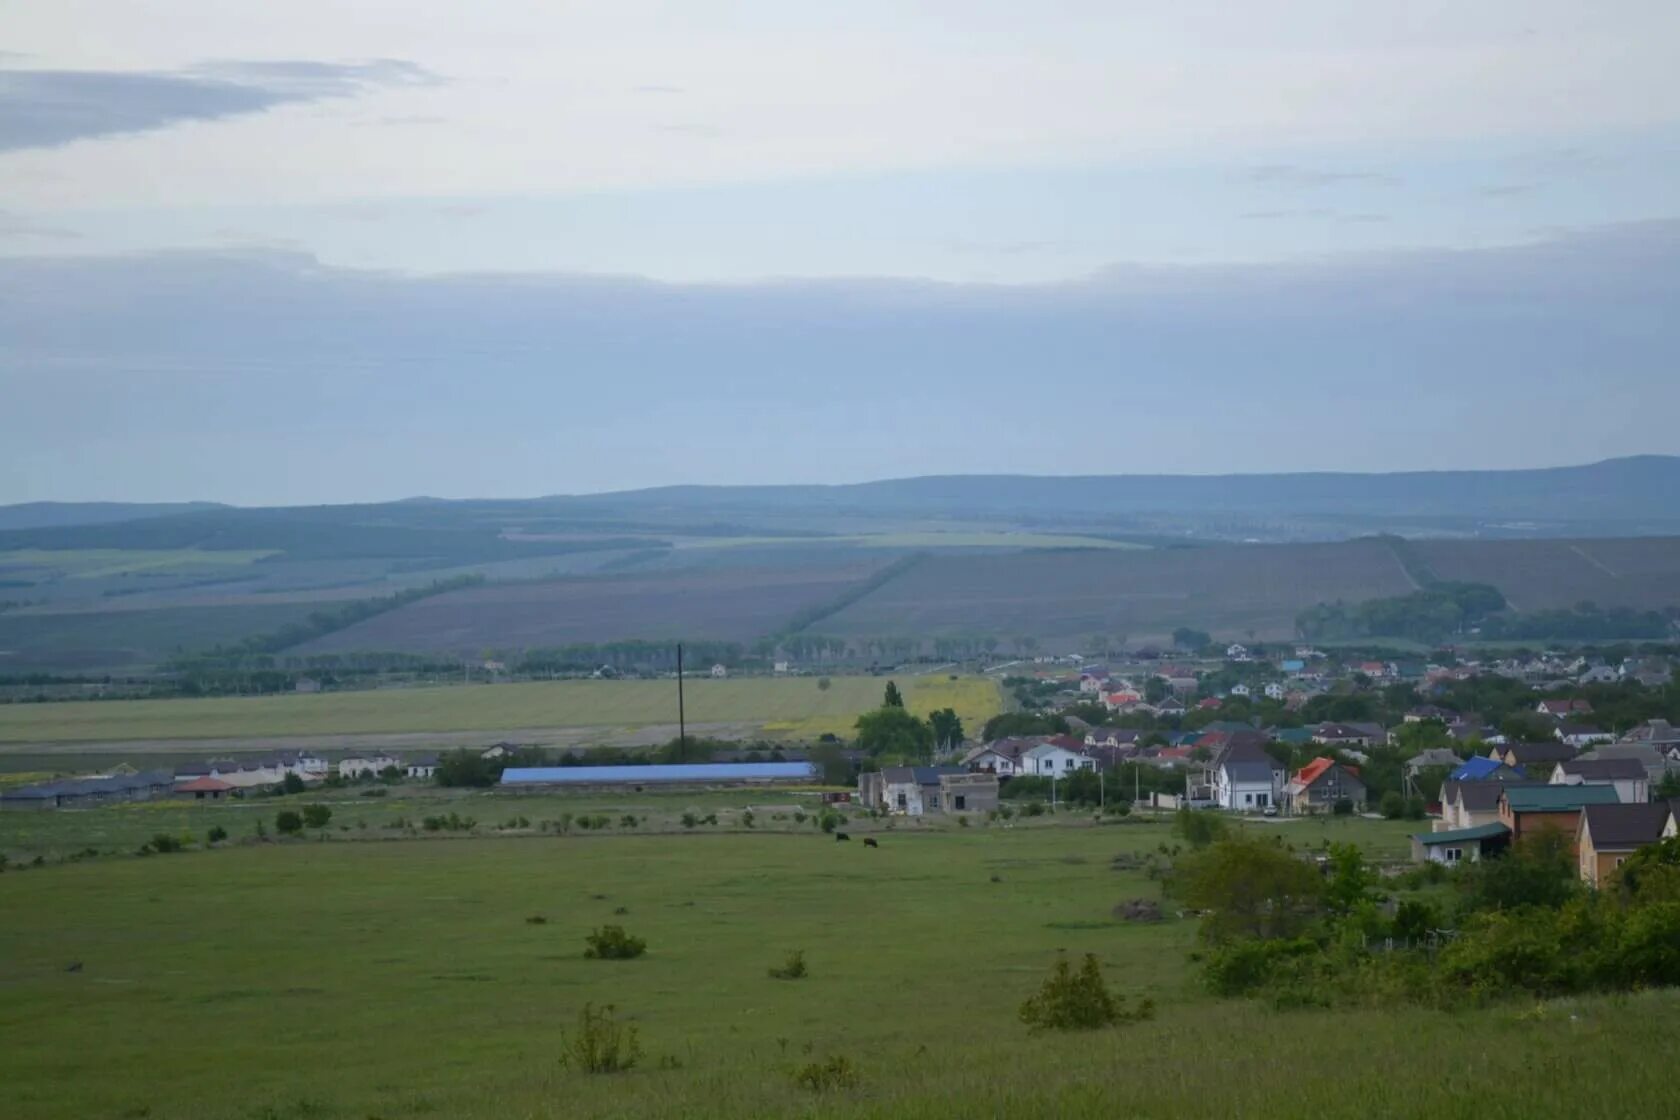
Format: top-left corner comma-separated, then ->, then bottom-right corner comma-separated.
1498,785 -> 1619,852
1284,758 -> 1366,815
1577,802 -> 1672,887
1551,758 -> 1649,805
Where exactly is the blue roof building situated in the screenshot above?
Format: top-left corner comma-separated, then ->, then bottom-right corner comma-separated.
500,762 -> 817,787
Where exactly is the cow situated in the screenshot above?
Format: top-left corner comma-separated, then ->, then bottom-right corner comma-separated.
863,837 -> 879,848
834,832 -> 850,842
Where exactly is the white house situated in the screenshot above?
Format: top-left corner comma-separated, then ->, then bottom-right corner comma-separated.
773,660 -> 791,675
1021,742 -> 1095,777
1551,758 -> 1649,804
1264,682 -> 1287,701
339,753 -> 402,780
1230,683 -> 1252,699
1212,755 -> 1284,811
406,755 -> 439,780
1078,673 -> 1107,694
1226,643 -> 1251,661
1556,724 -> 1612,750
879,766 -> 966,815
710,664 -> 729,678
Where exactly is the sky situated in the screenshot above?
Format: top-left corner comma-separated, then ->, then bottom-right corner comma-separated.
2,2 -> 1678,504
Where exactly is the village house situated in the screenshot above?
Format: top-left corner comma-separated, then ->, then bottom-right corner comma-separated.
1537,698 -> 1594,719
1498,785 -> 1620,849
1577,802 -> 1673,886
938,771 -> 1000,814
1078,672 -> 1107,694
339,753 -> 402,780
1311,722 -> 1387,748
1410,822 -> 1510,866
1084,727 -> 1141,750
710,663 -> 728,678
1263,682 -> 1287,701
1438,779 -> 1539,830
175,775 -> 236,801
2,770 -> 176,812
1491,741 -> 1577,774
1556,723 -> 1612,750
961,738 -> 1035,777
1103,688 -> 1143,711
1449,756 -> 1526,783
1581,741 -> 1674,782
877,765 -> 966,815
406,754 -> 439,780
1211,746 -> 1285,812
1551,758 -> 1649,804
1022,739 -> 1096,777
1285,757 -> 1366,814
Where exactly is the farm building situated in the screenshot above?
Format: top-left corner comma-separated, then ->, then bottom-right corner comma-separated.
499,762 -> 816,789
176,776 -> 236,800
938,771 -> 999,814
1,770 -> 175,811
406,755 -> 439,780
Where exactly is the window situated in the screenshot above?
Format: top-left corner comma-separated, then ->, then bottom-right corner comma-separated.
1616,856 -> 1627,867
955,795 -> 966,810
1256,793 -> 1268,807
896,793 -> 907,809
1444,847 -> 1462,863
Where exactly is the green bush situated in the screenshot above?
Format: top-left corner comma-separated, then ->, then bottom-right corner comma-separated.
280,773 -> 305,795
1201,938 -> 1321,997
1379,791 -> 1405,820
583,925 -> 647,960
275,810 -> 303,836
793,1055 -> 858,1093
206,826 -> 228,844
619,814 -> 638,829
302,804 -> 332,830
149,833 -> 185,854
1019,953 -> 1151,1031
1021,801 -> 1046,818
741,810 -> 755,829
681,812 -> 699,829
819,812 -> 842,834
768,950 -> 808,980
559,1003 -> 642,1074
1172,807 -> 1228,848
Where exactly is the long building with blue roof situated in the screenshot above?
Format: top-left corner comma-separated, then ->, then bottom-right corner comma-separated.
499,762 -> 818,788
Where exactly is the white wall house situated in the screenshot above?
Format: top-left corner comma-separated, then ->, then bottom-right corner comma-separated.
1213,758 -> 1282,811
1551,760 -> 1650,804
406,756 -> 438,780
961,744 -> 1026,776
1021,743 -> 1095,777
1264,682 -> 1287,700
339,754 -> 402,780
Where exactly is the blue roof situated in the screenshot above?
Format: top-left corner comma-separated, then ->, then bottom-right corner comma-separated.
1281,659 -> 1306,671
1449,756 -> 1525,782
500,762 -> 817,785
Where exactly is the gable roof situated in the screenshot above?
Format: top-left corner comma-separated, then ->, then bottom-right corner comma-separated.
1581,802 -> 1671,849
1225,759 -> 1280,783
1451,779 -> 1543,812
1293,757 -> 1360,787
1501,784 -> 1621,813
1502,741 -> 1576,765
1558,758 -> 1648,782
1414,822 -> 1511,846
1451,756 -> 1525,782
175,776 -> 236,793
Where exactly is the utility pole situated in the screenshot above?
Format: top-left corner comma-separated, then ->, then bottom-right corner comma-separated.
676,642 -> 686,762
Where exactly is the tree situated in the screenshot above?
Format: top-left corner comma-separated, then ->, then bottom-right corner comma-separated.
280,772 -> 305,795
883,681 -> 904,708
1379,791 -> 1406,819
436,749 -> 498,788
1175,836 -> 1325,943
981,712 -> 1070,740
809,741 -> 854,786
302,803 -> 332,831
275,810 -> 304,836
928,708 -> 965,749
1323,843 -> 1378,917
1144,676 -> 1170,704
1172,807 -> 1228,848
853,706 -> 932,758
1172,628 -> 1212,652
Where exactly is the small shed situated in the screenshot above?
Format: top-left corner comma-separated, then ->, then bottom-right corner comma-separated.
176,776 -> 236,801
1410,822 -> 1511,865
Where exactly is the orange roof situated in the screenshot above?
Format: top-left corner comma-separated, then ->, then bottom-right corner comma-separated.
1293,757 -> 1358,785
175,776 -> 235,793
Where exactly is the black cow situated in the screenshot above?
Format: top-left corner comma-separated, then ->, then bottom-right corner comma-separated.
834,832 -> 850,842
863,837 -> 879,848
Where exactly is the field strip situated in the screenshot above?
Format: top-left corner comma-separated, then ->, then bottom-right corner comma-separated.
1568,543 -> 1622,579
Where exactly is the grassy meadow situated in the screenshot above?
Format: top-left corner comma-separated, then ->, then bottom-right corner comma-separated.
0,674 -> 1003,746
2,813 -> 1676,1119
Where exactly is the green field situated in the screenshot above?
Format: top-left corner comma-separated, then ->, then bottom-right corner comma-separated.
0,547 -> 277,580
0,675 -> 1003,745
2,813 -> 1675,1119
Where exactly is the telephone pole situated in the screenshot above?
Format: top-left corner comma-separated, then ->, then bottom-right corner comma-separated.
676,642 -> 687,761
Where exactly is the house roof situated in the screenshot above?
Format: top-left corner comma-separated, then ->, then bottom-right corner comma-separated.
1293,757 -> 1360,787
1225,759 -> 1280,783
1556,723 -> 1606,739
1406,748 -> 1464,771
1539,699 -> 1593,715
1501,784 -> 1621,813
1451,756 -> 1524,782
1451,779 -> 1543,812
1558,758 -> 1647,782
1414,822 -> 1512,846
882,765 -> 965,785
1502,742 -> 1577,765
1581,802 -> 1671,849
175,776 -> 235,793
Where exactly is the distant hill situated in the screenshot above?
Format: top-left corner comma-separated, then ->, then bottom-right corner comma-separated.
0,501 -> 229,532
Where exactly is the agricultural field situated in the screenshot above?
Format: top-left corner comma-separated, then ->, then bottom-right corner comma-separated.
2,816 -> 1675,1119
292,564 -> 886,655
0,674 -> 1004,746
1413,536 -> 1680,612
818,539 -> 1419,643
0,601 -> 330,674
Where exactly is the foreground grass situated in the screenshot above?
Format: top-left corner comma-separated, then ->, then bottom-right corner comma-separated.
0,674 -> 1003,744
2,823 -> 1676,1119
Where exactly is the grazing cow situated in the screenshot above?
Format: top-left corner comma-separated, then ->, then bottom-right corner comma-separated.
834,832 -> 851,842
863,837 -> 879,848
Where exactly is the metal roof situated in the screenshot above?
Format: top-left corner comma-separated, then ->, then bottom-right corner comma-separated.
500,762 -> 817,785
1414,822 -> 1511,846
1502,784 -> 1621,812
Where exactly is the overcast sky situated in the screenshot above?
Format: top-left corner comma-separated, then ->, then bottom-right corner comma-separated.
2,2 -> 1678,503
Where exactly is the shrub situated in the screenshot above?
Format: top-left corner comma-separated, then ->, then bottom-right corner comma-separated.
1172,807 -> 1228,848
619,815 -> 638,829
1404,797 -> 1427,821
1379,791 -> 1405,820
819,812 -> 842,834
741,810 -> 755,829
302,804 -> 332,830
359,787 -> 388,798
275,810 -> 304,836
149,833 -> 184,854
1021,801 -> 1046,818
206,826 -> 228,844
280,773 -> 305,795
681,812 -> 699,829
559,1003 -> 642,1074
793,1055 -> 857,1093
1019,954 -> 1150,1031
792,811 -> 807,824
583,925 -> 647,960
768,950 -> 808,980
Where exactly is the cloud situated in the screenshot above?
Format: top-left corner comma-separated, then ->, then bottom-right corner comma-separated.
1481,183 -> 1536,197
632,85 -> 685,95
0,210 -> 79,240
1,220 -> 1675,503
0,58 -> 440,152
1247,164 -> 1400,188
654,122 -> 722,138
